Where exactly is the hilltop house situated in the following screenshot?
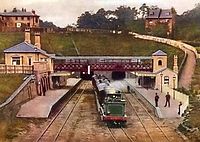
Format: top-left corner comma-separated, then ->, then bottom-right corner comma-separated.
0,8 -> 39,31
145,9 -> 175,35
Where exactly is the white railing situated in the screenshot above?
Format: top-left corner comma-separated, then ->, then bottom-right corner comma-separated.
162,86 -> 189,113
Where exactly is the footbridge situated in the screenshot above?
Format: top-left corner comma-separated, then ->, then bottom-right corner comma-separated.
53,56 -> 153,72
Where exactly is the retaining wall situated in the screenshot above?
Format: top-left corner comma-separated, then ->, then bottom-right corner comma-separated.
0,75 -> 37,114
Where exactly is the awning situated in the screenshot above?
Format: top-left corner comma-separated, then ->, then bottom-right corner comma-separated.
131,72 -> 156,77
50,72 -> 71,77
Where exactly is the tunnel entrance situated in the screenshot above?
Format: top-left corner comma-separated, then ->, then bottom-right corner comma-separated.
80,71 -> 94,80
112,71 -> 125,80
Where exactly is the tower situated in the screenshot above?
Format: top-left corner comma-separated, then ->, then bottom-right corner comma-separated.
152,50 -> 167,73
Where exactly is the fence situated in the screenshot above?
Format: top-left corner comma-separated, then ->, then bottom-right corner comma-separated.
163,86 -> 189,112
0,64 -> 33,74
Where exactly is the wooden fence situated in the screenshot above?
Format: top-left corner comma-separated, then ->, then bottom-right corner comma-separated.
0,64 -> 33,74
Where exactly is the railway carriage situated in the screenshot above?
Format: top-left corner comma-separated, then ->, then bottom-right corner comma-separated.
92,74 -> 127,127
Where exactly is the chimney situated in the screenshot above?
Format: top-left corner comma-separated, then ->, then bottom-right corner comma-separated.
173,55 -> 178,73
34,32 -> 41,49
24,28 -> 31,44
32,10 -> 35,14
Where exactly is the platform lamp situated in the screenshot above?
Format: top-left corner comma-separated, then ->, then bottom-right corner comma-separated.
173,75 -> 176,99
160,73 -> 163,93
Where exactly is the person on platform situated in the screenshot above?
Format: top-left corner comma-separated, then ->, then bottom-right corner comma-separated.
127,85 -> 130,93
164,92 -> 171,107
178,102 -> 182,115
155,93 -> 159,107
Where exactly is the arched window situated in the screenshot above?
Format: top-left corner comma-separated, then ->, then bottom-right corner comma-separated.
158,60 -> 162,66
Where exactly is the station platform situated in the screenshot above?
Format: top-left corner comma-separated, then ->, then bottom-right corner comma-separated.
125,79 -> 186,118
17,78 -> 81,118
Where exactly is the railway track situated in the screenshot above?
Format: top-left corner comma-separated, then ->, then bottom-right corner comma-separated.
36,81 -> 89,142
108,127 -> 134,142
124,92 -> 171,142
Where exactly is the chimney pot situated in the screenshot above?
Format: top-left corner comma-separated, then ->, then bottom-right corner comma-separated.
24,28 -> 31,44
34,32 -> 41,49
32,10 -> 35,14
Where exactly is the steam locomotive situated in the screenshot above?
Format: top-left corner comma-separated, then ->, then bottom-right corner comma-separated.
92,74 -> 127,127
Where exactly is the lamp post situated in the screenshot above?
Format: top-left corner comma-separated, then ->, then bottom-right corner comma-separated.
173,75 -> 176,99
160,73 -> 163,93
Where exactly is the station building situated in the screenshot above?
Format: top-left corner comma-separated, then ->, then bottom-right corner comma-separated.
3,29 -> 178,94
134,50 -> 178,90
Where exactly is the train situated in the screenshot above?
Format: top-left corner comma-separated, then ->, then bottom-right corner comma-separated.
92,74 -> 127,127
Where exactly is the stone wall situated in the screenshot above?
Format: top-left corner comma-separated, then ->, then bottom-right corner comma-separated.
0,75 -> 37,114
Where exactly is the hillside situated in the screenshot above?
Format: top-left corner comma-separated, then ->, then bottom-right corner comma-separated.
0,32 -> 184,68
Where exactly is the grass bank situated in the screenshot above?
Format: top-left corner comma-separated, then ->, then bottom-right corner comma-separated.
178,59 -> 200,141
0,74 -> 24,104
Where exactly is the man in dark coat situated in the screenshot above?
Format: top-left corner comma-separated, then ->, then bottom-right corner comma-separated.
155,93 -> 159,107
164,92 -> 171,107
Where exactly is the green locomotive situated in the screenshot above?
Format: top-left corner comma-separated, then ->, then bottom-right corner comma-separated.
92,75 -> 127,127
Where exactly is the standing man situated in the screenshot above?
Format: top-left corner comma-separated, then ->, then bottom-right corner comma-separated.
127,85 -> 130,93
164,92 -> 171,107
178,102 -> 182,115
155,93 -> 159,107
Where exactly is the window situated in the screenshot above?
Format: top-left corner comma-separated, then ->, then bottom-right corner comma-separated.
164,76 -> 169,84
158,60 -> 162,66
12,57 -> 20,65
15,17 -> 18,20
21,17 -> 24,20
28,57 -> 32,65
150,12 -> 154,15
36,18 -> 38,23
2,17 -> 4,20
27,17 -> 30,20
27,23 -> 30,27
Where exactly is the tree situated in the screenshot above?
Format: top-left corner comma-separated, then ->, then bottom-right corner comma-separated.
114,6 -> 138,30
139,3 -> 149,19
151,24 -> 168,38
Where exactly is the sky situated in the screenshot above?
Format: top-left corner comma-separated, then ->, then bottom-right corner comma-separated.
1,0 -> 200,27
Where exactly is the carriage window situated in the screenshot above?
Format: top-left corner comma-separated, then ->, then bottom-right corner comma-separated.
158,60 -> 162,66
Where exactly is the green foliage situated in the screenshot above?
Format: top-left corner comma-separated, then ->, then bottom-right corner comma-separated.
77,6 -> 138,30
70,32 -> 184,69
150,24 -> 168,38
126,19 -> 145,34
0,33 -> 23,63
175,3 -> 200,41
0,74 -> 24,104
41,33 -> 76,56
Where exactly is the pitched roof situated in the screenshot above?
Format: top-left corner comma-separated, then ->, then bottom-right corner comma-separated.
146,9 -> 172,19
152,50 -> 167,56
0,10 -> 39,17
4,42 -> 48,56
146,9 -> 160,19
160,9 -> 172,19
